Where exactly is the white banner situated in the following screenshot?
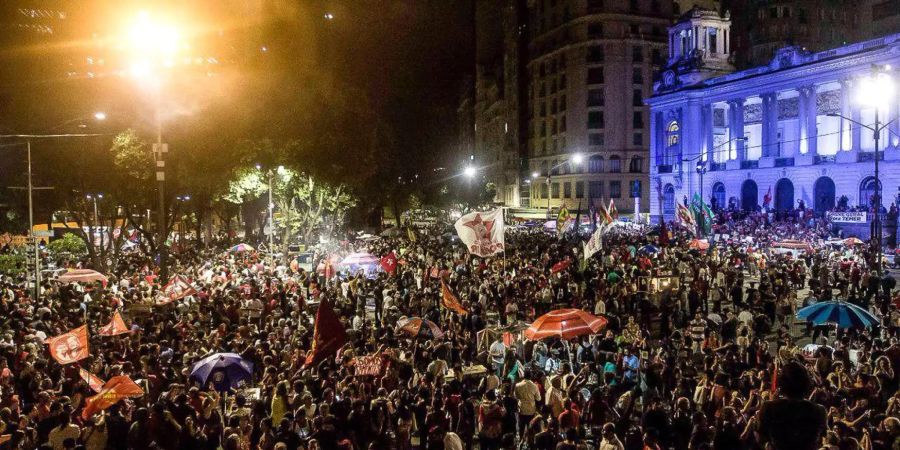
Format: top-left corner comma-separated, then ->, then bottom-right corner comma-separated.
583,224 -> 606,262
454,208 -> 505,257
827,211 -> 867,223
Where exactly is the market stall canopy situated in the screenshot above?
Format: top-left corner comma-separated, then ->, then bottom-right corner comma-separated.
525,309 -> 607,341
56,269 -> 108,284
842,237 -> 864,246
796,300 -> 878,329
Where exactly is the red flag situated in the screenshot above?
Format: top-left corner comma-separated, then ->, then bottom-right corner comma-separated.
441,280 -> 468,315
98,311 -> 130,337
551,259 -> 571,274
81,375 -> 144,420
47,326 -> 89,365
380,253 -> 398,275
79,368 -> 106,393
155,275 -> 196,306
763,187 -> 772,207
304,299 -> 347,367
770,360 -> 779,394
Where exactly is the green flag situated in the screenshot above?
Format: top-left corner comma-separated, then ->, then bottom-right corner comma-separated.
692,193 -> 713,235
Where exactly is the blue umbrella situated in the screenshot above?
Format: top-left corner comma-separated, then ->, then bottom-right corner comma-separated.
796,301 -> 879,329
640,245 -> 659,254
190,353 -> 254,391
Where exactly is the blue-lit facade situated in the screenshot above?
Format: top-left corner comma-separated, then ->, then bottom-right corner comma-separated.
648,8 -> 900,223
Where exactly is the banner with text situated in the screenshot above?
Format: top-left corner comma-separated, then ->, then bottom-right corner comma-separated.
827,212 -> 867,223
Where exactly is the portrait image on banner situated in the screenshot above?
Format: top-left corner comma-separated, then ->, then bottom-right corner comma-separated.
47,325 -> 89,365
454,208 -> 505,257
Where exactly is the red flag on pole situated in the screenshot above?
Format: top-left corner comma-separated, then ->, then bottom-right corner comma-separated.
46,326 -> 89,365
79,368 -> 106,393
155,275 -> 197,306
98,311 -> 130,336
770,360 -> 779,395
380,253 -> 398,275
304,299 -> 347,367
441,280 -> 468,315
763,187 -> 772,208
81,375 -> 144,420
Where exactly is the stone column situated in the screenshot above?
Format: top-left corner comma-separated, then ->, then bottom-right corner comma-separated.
798,88 -> 809,154
701,104 -> 713,163
761,93 -> 778,158
891,94 -> 900,148
840,78 -> 853,151
728,98 -> 745,160
798,85 -> 818,155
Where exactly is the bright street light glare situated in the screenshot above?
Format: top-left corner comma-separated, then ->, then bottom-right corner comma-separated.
531,171 -> 540,178
571,153 -> 584,165
463,166 -> 477,178
857,72 -> 895,109
94,112 -> 107,121
128,12 -> 181,56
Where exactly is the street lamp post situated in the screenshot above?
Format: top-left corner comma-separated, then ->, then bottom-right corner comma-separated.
827,65 -> 897,275
1,131 -> 105,300
125,11 -> 182,279
86,193 -> 104,252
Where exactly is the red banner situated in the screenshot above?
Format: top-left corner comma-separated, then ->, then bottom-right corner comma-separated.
353,355 -> 383,377
47,326 -> 89,365
98,311 -> 130,336
81,375 -> 144,419
155,275 -> 197,306
79,368 -> 106,393
441,280 -> 468,315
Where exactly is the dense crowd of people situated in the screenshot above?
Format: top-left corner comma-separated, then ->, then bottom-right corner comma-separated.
0,212 -> 899,450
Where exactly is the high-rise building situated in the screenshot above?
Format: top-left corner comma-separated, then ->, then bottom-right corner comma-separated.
520,0 -> 678,217
721,0 -> 899,68
463,0 -> 529,207
462,0 -> 680,216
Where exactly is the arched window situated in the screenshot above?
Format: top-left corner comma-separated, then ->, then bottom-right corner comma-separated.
629,156 -> 643,173
589,155 -> 604,173
663,184 -> 676,214
859,177 -> 882,209
712,182 -> 726,210
667,121 -> 680,147
609,155 -> 622,173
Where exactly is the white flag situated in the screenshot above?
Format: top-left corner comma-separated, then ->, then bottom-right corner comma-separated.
454,208 -> 505,257
583,224 -> 606,262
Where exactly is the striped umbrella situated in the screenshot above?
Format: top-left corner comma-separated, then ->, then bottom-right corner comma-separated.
397,317 -> 444,339
339,252 -> 380,266
525,309 -> 608,341
796,301 -> 879,329
229,243 -> 255,253
57,269 -> 108,284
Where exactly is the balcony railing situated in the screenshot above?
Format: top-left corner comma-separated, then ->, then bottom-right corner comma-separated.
740,160 -> 759,169
858,152 -> 885,162
710,162 -> 727,172
814,155 -> 835,165
774,157 -> 795,167
658,164 -> 673,173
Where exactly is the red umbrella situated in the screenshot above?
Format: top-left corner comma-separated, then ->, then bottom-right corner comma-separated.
525,309 -> 607,341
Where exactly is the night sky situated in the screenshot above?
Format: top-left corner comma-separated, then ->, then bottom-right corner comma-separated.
0,0 -> 475,182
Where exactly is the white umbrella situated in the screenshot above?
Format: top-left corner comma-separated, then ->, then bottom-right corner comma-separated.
339,252 -> 380,266
56,269 -> 108,284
